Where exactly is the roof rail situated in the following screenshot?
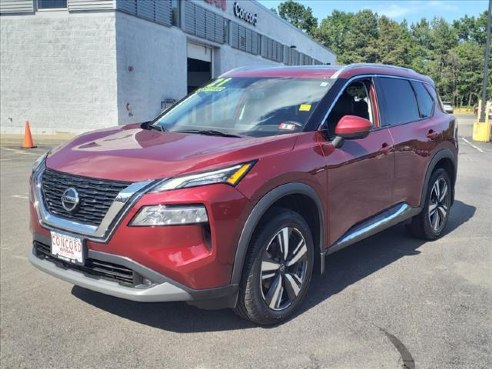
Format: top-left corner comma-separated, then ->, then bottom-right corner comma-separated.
221,64 -> 340,77
331,63 -> 420,79
349,63 -> 415,73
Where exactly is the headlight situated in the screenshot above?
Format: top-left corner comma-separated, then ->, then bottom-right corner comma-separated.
130,205 -> 208,226
32,153 -> 48,174
151,162 -> 255,192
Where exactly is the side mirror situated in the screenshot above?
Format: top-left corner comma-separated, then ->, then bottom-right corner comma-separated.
335,115 -> 372,140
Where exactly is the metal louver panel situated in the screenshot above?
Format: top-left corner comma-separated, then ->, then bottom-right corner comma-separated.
245,28 -> 252,54
261,36 -> 267,58
276,43 -> 283,62
205,11 -> 215,41
238,25 -> 246,51
214,15 -> 224,43
251,32 -> 258,55
231,22 -> 239,49
116,0 -> 136,15
0,0 -> 34,13
195,5 -> 206,38
183,1 -> 195,34
68,0 -> 113,11
155,0 -> 172,26
136,0 -> 154,21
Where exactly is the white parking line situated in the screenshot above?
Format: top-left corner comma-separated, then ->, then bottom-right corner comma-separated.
11,195 -> 29,200
462,137 -> 484,153
11,255 -> 28,261
1,148 -> 39,156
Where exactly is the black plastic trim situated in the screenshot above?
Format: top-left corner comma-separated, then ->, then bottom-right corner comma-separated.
32,233 -> 238,305
419,149 -> 457,207
231,182 -> 325,285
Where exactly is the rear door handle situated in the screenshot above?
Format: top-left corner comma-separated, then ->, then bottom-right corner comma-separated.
379,142 -> 392,155
427,129 -> 439,140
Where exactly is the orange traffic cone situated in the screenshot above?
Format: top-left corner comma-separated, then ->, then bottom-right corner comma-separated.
22,121 -> 36,149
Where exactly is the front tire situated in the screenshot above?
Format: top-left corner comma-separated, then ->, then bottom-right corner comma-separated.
409,168 -> 452,240
234,208 -> 314,325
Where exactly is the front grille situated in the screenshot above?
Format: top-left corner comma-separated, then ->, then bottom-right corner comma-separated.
33,241 -> 141,287
41,169 -> 130,227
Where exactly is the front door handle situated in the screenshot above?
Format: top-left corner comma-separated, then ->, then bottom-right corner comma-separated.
379,142 -> 392,155
427,129 -> 439,140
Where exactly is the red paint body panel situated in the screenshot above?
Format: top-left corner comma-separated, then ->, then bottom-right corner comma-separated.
318,129 -> 395,244
389,110 -> 457,207
47,124 -> 297,182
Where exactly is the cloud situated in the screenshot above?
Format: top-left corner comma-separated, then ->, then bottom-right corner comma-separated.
375,1 -> 459,20
378,5 -> 411,18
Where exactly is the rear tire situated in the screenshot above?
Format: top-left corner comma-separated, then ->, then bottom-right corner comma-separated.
408,168 -> 452,240
234,208 -> 314,325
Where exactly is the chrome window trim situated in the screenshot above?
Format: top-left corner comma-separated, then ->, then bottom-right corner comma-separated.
317,73 -> 435,131
32,161 -> 155,242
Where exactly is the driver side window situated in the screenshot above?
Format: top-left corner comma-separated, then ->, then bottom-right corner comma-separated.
326,80 -> 374,136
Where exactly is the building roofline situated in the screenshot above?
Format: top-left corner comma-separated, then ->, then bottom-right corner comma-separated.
253,0 -> 336,59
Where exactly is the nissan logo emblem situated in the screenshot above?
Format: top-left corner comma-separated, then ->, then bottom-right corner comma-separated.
61,187 -> 80,212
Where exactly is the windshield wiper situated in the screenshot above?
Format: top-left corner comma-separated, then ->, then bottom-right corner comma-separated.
174,129 -> 242,138
141,121 -> 165,132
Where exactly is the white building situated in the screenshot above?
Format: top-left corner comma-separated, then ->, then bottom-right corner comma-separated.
0,0 -> 336,133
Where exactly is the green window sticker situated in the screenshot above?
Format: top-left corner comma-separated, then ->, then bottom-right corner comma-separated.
197,78 -> 232,93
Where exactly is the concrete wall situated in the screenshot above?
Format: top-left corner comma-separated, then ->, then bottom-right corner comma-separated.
115,12 -> 187,125
0,1 -> 336,133
0,11 -> 118,134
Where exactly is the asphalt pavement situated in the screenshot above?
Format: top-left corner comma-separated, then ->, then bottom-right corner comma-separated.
1,114 -> 490,369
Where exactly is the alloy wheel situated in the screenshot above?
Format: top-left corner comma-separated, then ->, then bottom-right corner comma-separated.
260,227 -> 308,311
428,177 -> 450,233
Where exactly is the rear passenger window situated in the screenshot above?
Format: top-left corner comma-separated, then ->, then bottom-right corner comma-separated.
411,81 -> 434,118
376,77 -> 420,126
424,84 -> 444,112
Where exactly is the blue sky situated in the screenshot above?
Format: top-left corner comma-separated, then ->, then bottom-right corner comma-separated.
257,1 -> 489,24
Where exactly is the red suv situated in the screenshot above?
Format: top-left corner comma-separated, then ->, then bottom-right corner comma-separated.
30,64 -> 458,324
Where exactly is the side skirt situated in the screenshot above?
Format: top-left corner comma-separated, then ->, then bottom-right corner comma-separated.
326,203 -> 421,256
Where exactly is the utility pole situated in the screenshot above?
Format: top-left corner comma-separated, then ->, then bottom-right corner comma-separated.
479,0 -> 492,122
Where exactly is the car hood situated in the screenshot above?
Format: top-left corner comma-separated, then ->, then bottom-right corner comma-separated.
46,124 -> 297,182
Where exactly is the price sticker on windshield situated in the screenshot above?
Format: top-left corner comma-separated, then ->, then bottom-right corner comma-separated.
299,104 -> 312,112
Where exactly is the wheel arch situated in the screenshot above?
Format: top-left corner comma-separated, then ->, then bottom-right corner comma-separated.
231,183 -> 325,286
420,149 -> 457,207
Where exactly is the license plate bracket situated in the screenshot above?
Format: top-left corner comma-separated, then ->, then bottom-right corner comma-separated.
50,231 -> 85,265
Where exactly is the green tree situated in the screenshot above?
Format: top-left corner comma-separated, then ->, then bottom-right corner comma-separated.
277,0 -> 318,36
453,41 -> 484,106
315,10 -> 352,54
276,1 -> 491,106
375,16 -> 412,66
409,19 -> 434,75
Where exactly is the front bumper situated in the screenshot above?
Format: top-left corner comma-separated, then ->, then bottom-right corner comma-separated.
30,164 -> 252,290
30,242 -> 238,305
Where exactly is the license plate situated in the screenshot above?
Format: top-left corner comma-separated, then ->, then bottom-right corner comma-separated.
51,231 -> 84,265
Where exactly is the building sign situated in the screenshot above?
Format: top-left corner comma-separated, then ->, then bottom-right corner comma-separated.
233,2 -> 258,26
204,0 -> 226,11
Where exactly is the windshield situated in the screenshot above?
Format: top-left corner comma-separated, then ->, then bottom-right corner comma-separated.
153,77 -> 334,137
